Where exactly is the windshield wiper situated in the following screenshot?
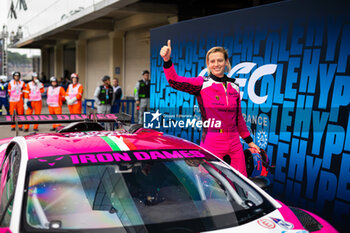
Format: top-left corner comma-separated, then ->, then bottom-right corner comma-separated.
32,187 -> 50,227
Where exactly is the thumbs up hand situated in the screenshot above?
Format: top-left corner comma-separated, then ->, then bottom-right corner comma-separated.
160,40 -> 172,62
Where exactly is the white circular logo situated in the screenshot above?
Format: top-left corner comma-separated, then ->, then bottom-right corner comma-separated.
257,219 -> 276,229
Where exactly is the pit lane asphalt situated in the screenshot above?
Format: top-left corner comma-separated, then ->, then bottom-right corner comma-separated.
0,104 -> 70,139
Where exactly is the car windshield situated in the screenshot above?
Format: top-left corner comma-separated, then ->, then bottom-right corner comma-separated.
23,150 -> 275,232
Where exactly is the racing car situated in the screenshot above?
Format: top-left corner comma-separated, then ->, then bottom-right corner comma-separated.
0,113 -> 338,233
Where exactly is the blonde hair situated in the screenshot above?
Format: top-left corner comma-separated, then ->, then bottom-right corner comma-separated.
206,47 -> 231,75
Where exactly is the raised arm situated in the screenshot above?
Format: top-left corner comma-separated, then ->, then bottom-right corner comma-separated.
160,40 -> 203,95
160,39 -> 172,62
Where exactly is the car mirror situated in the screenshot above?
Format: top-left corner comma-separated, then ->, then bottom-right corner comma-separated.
112,164 -> 133,173
249,176 -> 270,191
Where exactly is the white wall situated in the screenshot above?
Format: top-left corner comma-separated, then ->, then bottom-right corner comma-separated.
86,36 -> 109,99
124,28 -> 150,98
82,28 -> 151,99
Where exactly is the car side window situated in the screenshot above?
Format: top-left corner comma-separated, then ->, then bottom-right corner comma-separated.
0,144 -> 21,227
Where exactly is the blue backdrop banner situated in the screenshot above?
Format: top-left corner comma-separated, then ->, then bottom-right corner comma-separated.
150,0 -> 350,231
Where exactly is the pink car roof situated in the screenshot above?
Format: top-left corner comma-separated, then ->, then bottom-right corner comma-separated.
25,129 -> 200,160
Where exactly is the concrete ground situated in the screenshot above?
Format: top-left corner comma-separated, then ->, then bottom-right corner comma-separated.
0,103 -> 70,139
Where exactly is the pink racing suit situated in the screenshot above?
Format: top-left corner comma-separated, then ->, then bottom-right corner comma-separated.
163,60 -> 252,176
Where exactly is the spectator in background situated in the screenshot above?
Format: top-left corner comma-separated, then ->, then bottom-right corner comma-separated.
134,70 -> 150,124
65,77 -> 72,86
65,76 -> 71,84
66,73 -> 83,114
58,77 -> 64,86
40,72 -> 47,84
23,72 -> 45,132
58,76 -> 67,90
8,72 -> 25,131
47,76 -> 66,131
0,75 -> 9,115
63,76 -> 70,91
111,77 -> 122,113
94,75 -> 114,114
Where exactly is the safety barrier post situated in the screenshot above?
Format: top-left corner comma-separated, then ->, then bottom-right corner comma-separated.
83,99 -> 95,114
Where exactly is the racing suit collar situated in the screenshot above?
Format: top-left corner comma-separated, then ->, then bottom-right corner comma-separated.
209,73 -> 236,83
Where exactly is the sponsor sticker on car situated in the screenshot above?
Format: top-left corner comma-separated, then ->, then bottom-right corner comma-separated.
28,149 -> 212,170
257,218 -> 276,229
270,217 -> 294,230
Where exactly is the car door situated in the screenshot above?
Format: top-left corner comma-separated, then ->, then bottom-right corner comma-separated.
0,144 -> 21,229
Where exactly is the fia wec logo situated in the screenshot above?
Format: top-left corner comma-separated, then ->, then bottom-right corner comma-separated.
199,62 -> 277,104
